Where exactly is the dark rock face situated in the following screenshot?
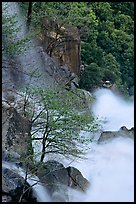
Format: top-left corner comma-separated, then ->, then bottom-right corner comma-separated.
2,103 -> 33,160
2,159 -> 90,202
2,194 -> 12,202
3,36 -> 79,103
66,166 -> 90,192
38,47 -> 79,90
2,149 -> 21,164
98,126 -> 134,143
2,165 -> 37,202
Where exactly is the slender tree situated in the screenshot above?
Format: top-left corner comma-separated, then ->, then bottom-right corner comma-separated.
26,2 -> 32,32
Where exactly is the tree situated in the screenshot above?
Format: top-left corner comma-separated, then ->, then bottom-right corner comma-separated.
19,85 -> 100,162
2,2 -> 34,58
26,2 -> 33,32
79,63 -> 102,91
79,2 -> 134,96
101,53 -> 121,84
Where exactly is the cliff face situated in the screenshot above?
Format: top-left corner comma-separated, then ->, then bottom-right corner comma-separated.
2,102 -> 33,159
38,18 -> 81,76
2,2 -> 80,102
2,44 -> 79,102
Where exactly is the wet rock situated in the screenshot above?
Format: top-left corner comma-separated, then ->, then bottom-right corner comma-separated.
119,126 -> 134,138
98,126 -> 134,143
2,194 -> 12,202
66,166 -> 90,192
2,150 -> 21,166
2,165 -> 37,202
36,160 -> 90,201
36,160 -> 69,201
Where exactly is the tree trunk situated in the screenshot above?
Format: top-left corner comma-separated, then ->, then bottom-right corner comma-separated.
26,2 -> 32,33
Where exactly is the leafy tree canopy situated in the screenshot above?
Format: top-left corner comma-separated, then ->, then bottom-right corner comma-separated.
19,2 -> 134,96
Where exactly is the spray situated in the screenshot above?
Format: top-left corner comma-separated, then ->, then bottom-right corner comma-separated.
67,88 -> 134,202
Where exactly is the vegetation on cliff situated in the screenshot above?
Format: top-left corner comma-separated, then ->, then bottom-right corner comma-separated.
20,2 -> 134,96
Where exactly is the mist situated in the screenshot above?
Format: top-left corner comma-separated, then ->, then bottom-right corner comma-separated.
92,88 -> 134,131
68,137 -> 134,202
67,88 -> 134,202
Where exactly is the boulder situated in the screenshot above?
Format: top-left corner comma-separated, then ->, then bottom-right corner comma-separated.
35,160 -> 69,202
98,126 -> 134,143
35,160 -> 90,201
118,126 -> 134,139
66,166 -> 90,192
2,158 -> 90,202
2,194 -> 12,202
2,164 -> 37,202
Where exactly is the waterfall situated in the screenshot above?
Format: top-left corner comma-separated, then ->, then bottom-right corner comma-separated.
68,137 -> 134,202
92,88 -> 134,131
2,2 -> 55,98
65,88 -> 134,202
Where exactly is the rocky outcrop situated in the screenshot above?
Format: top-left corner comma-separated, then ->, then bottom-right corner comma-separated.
2,158 -> 90,202
35,160 -> 90,202
39,18 -> 81,76
2,102 -> 33,161
35,160 -> 69,202
2,164 -> 37,202
102,80 -> 112,88
98,126 -> 134,143
3,45 -> 79,104
66,166 -> 90,192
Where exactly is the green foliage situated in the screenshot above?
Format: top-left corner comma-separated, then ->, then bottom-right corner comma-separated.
20,85 -> 100,161
2,3 -> 36,57
79,63 -> 102,91
19,2 -> 134,96
33,2 -> 133,95
101,53 -> 121,83
79,2 -> 134,95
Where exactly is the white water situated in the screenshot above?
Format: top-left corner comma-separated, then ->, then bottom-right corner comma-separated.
67,137 -> 134,202
92,88 -> 134,131
67,88 -> 134,202
2,161 -> 51,202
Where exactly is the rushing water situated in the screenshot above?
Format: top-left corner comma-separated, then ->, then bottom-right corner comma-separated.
92,88 -> 134,131
67,88 -> 134,202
